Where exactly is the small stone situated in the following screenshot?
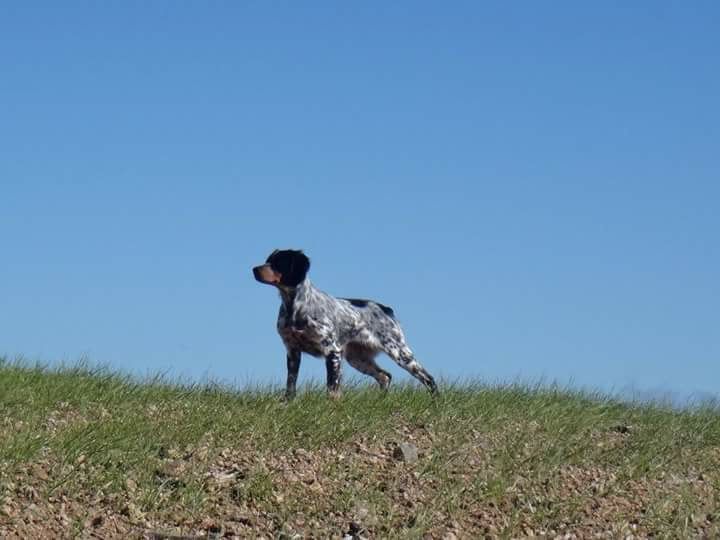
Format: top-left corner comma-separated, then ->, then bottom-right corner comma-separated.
393,442 -> 419,463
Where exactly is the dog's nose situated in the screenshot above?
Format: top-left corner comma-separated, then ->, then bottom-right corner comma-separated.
253,266 -> 267,282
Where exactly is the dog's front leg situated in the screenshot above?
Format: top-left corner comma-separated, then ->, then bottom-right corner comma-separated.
285,348 -> 301,400
325,351 -> 342,398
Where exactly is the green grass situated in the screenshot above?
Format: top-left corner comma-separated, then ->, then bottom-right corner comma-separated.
1,356 -> 719,538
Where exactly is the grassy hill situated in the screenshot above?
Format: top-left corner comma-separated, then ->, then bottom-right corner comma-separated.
1,358 -> 719,538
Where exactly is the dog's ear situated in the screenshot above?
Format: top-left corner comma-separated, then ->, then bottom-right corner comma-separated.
283,251 -> 310,287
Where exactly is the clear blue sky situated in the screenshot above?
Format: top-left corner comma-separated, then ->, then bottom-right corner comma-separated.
2,2 -> 718,400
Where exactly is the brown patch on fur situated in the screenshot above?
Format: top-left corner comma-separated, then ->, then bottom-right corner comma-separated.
253,264 -> 282,285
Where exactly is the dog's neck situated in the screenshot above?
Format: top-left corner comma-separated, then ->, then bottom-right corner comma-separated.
278,278 -> 314,314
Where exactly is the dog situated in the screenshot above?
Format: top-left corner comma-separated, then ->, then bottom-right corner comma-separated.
253,249 -> 437,398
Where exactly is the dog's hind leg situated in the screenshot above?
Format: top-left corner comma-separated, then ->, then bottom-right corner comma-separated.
381,334 -> 437,393
345,344 -> 392,389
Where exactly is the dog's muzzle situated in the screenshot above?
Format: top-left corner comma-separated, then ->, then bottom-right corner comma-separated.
253,264 -> 281,285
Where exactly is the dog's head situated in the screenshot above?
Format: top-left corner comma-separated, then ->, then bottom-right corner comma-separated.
253,249 -> 311,288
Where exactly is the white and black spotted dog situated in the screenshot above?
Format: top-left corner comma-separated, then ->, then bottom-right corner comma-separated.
253,249 -> 437,398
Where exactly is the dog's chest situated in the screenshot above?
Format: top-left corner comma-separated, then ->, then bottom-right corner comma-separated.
277,312 -> 328,357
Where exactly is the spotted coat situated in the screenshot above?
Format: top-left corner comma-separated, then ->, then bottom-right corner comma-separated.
253,250 -> 438,398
